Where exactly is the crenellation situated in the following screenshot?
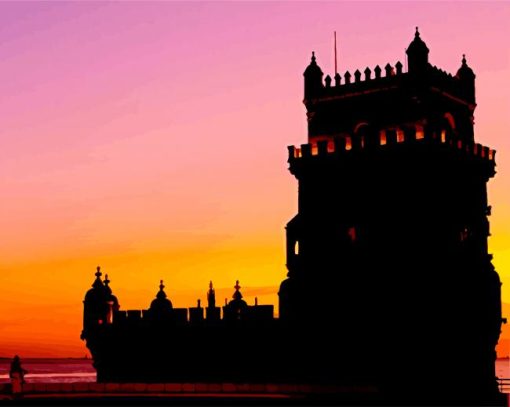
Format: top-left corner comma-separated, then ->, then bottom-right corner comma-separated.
364,67 -> 371,81
325,75 -> 332,88
311,57 -> 471,107
317,140 -> 328,155
334,73 -> 341,86
395,61 -> 403,75
354,69 -> 361,83
374,65 -> 382,79
301,143 -> 311,157
384,63 -> 393,77
288,130 -> 496,163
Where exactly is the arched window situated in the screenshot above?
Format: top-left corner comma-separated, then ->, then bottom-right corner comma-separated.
444,113 -> 456,131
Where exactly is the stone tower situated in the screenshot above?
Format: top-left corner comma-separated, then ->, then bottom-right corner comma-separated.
279,28 -> 503,402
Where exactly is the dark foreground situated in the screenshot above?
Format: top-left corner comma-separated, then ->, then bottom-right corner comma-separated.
0,393 -> 507,407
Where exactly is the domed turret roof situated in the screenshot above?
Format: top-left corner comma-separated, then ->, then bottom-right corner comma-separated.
456,54 -> 475,79
228,280 -> 247,308
304,52 -> 323,76
84,266 -> 107,302
407,27 -> 429,55
149,280 -> 173,312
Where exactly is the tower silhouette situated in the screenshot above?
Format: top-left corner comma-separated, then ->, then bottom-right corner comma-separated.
279,28 -> 503,403
81,29 -> 504,405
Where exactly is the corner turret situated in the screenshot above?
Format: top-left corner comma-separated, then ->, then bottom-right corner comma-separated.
81,266 -> 109,340
456,54 -> 476,103
406,27 -> 429,74
304,52 -> 324,101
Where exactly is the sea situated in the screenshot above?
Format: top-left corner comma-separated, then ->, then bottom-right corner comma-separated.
1,358 -> 509,388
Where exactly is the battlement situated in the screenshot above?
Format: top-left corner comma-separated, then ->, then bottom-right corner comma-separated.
111,304 -> 275,327
288,128 -> 495,164
310,62 -> 471,105
321,61 -> 406,91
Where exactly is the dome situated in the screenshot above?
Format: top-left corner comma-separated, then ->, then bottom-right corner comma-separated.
228,280 -> 247,308
84,266 -> 107,303
456,54 -> 475,79
406,27 -> 429,55
304,51 -> 323,77
149,280 -> 173,312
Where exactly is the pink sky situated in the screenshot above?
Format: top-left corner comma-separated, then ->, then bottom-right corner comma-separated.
0,2 -> 509,357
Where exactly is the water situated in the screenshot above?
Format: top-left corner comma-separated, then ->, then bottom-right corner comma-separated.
0,358 -> 509,385
0,358 -> 95,384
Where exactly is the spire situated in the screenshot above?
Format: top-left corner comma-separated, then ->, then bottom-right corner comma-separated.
103,274 -> 112,294
207,280 -> 216,308
157,279 -> 167,300
92,266 -> 103,289
233,280 -> 243,301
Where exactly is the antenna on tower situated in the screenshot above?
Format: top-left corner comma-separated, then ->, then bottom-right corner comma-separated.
334,31 -> 338,75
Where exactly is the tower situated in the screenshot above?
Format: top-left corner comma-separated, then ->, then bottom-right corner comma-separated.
279,29 -> 503,402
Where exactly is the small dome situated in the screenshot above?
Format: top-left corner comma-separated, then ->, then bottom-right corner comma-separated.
407,27 -> 429,55
456,54 -> 475,79
149,280 -> 173,312
84,266 -> 107,302
304,51 -> 323,77
228,280 -> 247,308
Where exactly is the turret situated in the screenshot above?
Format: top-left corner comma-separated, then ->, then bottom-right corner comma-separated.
206,281 -> 220,322
148,280 -> 173,319
304,52 -> 323,101
81,266 -> 109,340
207,280 -> 215,308
223,280 -> 248,321
456,54 -> 476,103
406,27 -> 429,74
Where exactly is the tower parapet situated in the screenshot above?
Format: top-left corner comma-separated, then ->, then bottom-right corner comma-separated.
304,29 -> 477,145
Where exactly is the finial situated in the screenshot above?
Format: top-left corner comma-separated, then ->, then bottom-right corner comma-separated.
235,280 -> 241,291
311,51 -> 316,63
415,26 -> 420,37
462,54 -> 467,65
209,280 -> 213,290
104,274 -> 110,286
95,266 -> 101,278
159,280 -> 164,291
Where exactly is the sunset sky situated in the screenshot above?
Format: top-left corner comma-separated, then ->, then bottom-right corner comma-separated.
1,2 -> 510,358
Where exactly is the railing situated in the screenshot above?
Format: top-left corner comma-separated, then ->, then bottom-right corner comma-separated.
497,378 -> 510,393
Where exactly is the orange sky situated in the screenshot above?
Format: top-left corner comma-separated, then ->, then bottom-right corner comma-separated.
1,2 -> 510,358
